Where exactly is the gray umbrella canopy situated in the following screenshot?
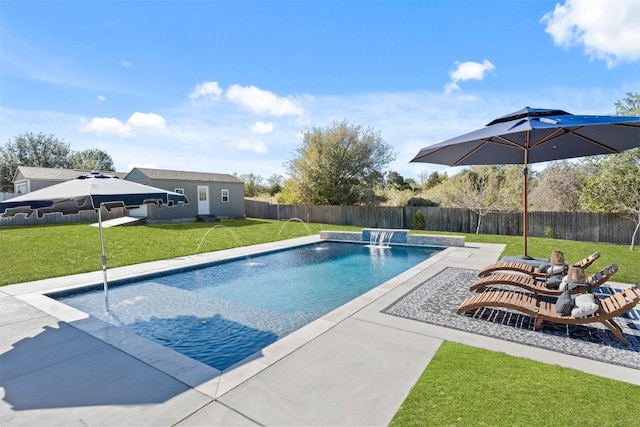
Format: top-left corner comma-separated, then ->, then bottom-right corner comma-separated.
0,171 -> 187,216
410,107 -> 640,255
0,172 -> 188,309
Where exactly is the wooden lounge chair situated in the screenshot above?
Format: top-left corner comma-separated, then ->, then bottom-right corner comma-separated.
457,284 -> 640,346
477,252 -> 600,278
469,264 -> 618,296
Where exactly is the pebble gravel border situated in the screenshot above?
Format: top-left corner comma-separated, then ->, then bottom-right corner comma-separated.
383,267 -> 640,369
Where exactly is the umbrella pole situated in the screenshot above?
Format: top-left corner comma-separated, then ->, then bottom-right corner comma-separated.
523,145 -> 529,257
98,205 -> 109,311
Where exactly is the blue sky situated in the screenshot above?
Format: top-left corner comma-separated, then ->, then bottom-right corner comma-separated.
1,0 -> 639,181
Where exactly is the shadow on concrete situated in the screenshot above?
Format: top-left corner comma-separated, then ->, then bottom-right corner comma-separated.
1,311 -> 275,410
1,320 -> 193,410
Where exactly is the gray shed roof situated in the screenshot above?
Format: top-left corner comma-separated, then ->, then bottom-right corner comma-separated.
14,166 -> 127,181
128,167 -> 243,183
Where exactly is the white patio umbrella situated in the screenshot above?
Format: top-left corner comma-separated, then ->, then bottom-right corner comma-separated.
0,172 -> 188,309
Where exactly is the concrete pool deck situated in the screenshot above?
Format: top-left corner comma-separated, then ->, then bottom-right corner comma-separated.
1,236 -> 638,426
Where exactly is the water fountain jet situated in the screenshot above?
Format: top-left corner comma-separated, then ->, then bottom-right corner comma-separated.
277,218 -> 312,237
195,224 -> 242,254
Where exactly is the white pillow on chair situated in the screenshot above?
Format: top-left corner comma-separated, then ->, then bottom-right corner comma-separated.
571,293 -> 599,318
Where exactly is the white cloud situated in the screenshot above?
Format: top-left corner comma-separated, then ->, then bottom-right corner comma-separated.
79,117 -> 133,137
444,60 -> 495,95
8,83 -> 625,180
98,95 -> 106,103
127,112 -> 166,129
80,112 -> 166,136
541,0 -> 640,67
226,84 -> 304,116
188,81 -> 223,103
121,59 -> 131,67
250,121 -> 274,134
235,139 -> 269,154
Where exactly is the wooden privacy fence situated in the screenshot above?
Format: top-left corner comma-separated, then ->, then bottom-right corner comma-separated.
245,200 -> 638,246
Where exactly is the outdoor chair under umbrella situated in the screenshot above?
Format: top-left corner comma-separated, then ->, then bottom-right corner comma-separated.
410,107 -> 640,256
0,171 -> 188,310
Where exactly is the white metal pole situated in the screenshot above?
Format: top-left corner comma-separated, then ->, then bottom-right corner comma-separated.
98,205 -> 109,311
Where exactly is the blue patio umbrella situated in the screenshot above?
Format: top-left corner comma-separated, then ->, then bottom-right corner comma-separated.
0,172 -> 188,309
410,107 -> 640,255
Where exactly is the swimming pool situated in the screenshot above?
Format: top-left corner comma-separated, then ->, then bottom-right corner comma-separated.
55,241 -> 442,370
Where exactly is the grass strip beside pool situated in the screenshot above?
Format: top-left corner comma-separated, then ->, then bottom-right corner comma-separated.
390,342 -> 639,427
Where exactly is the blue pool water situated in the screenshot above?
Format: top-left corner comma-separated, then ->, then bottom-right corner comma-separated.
56,241 -> 441,370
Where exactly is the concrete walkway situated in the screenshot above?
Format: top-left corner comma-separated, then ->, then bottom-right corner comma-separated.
1,237 -> 638,426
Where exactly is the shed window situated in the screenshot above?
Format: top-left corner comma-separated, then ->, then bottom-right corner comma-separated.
221,189 -> 229,202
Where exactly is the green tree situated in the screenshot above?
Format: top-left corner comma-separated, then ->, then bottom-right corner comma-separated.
284,120 -> 396,205
424,171 -> 445,190
614,92 -> 640,116
0,132 -> 71,191
436,166 -> 512,233
417,171 -> 429,188
0,132 -> 116,192
579,93 -> 640,250
581,148 -> 640,250
236,173 -> 266,197
67,149 -> 115,171
266,174 -> 284,196
530,161 -> 586,212
411,210 -> 426,230
280,178 -> 305,204
499,165 -> 525,212
404,177 -> 418,190
386,171 -> 405,189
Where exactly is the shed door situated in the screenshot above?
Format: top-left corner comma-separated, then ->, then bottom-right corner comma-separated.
197,186 -> 210,215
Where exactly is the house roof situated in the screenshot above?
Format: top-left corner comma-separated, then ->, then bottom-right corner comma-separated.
128,167 -> 243,183
14,166 -> 127,181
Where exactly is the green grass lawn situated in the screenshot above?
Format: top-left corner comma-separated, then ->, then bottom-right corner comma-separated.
1,218 -> 638,286
390,342 -> 639,427
1,218 -> 638,425
0,219 -> 356,286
